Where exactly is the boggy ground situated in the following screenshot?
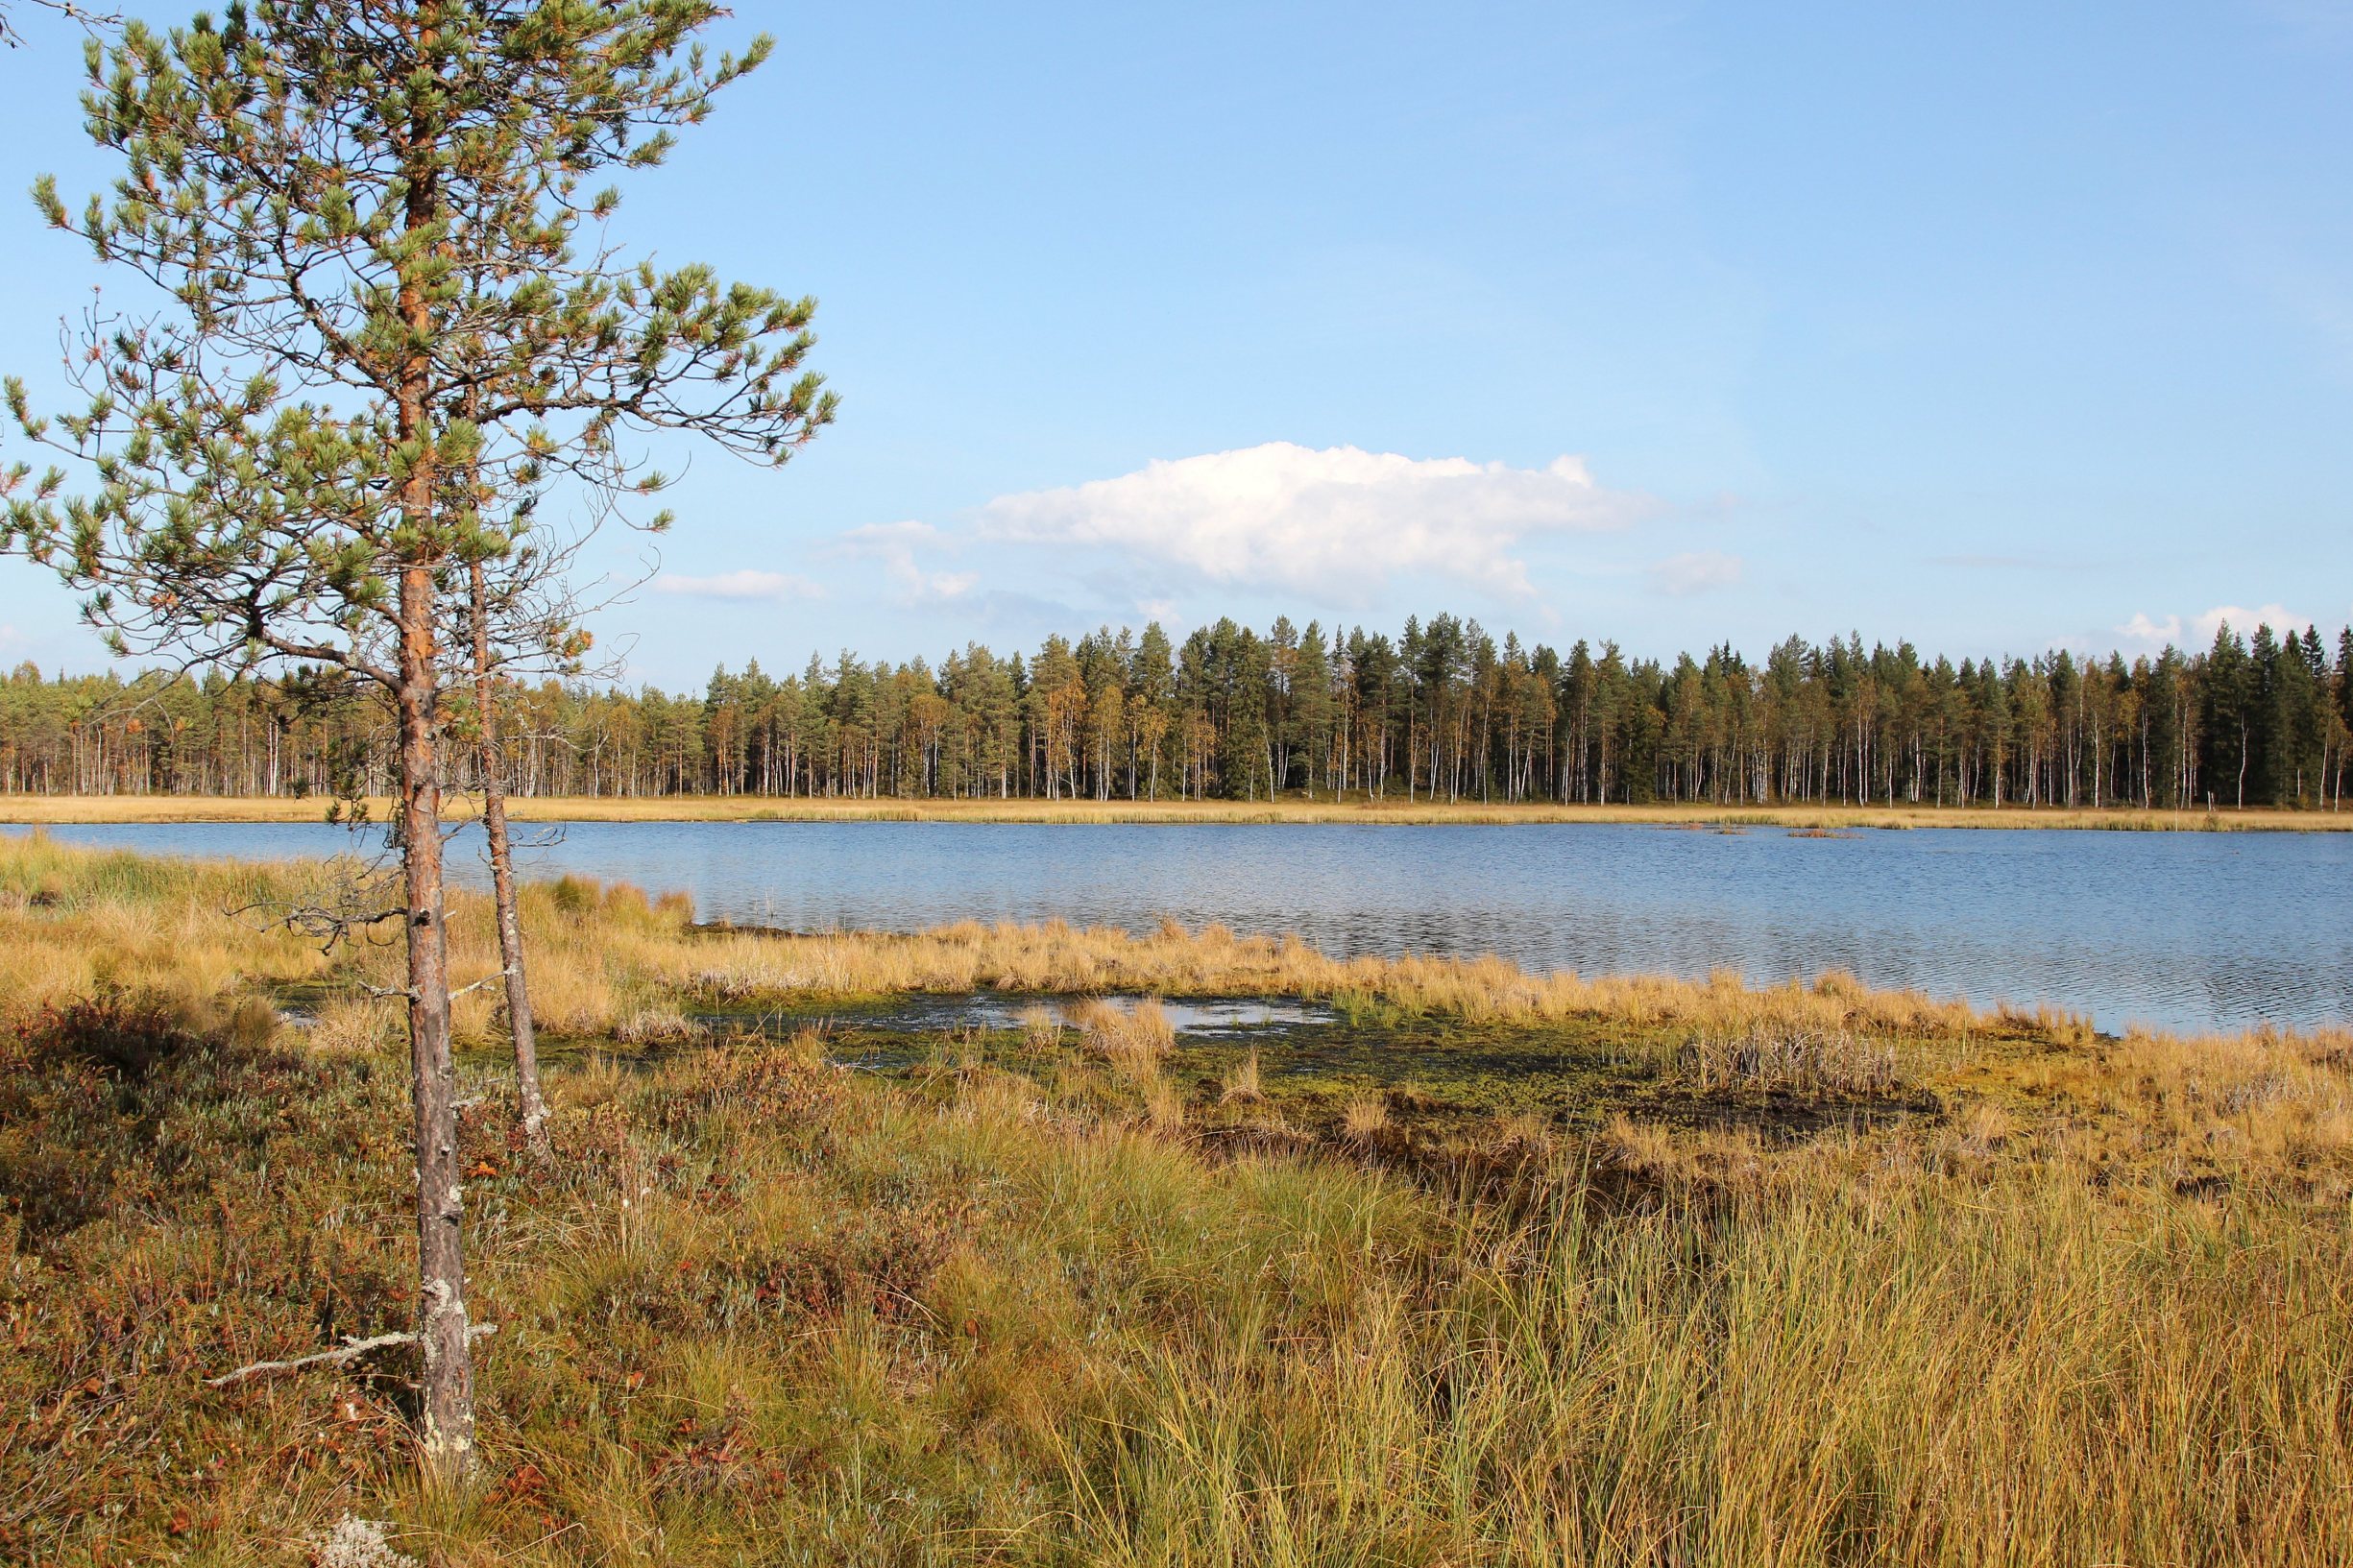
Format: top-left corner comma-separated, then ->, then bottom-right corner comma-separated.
740,992 -> 1950,1156
4,832 -> 2353,1565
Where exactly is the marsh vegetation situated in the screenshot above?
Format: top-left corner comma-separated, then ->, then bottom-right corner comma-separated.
5,835 -> 2351,1564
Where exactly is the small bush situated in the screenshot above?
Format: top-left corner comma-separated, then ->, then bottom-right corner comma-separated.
14,988 -> 194,1077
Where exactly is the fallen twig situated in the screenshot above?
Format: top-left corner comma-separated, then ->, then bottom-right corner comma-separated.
449,967 -> 516,1001
206,1323 -> 497,1389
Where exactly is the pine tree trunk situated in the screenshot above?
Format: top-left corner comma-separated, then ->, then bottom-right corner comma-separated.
399,568 -> 476,1484
396,92 -> 473,1476
471,562 -> 550,1160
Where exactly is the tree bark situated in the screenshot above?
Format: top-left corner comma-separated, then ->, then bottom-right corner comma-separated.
396,52 -> 474,1475
470,559 -> 551,1159
398,569 -> 475,1483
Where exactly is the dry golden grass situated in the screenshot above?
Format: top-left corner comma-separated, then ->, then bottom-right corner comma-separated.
1015,1001 -> 1059,1050
1340,1093 -> 1391,1141
0,833 -> 334,1015
10,832 -> 2353,1563
1219,1049 -> 1266,1105
1070,996 -> 1176,1084
10,1003 -> 2352,1562
659,917 -> 2077,1044
1681,1022 -> 1906,1096
5,790 -> 2344,831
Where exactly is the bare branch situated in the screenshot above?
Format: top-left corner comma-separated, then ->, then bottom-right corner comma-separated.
449,969 -> 514,1001
0,1 -> 119,49
206,1323 -> 497,1390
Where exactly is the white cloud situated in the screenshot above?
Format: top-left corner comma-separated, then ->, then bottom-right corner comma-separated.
2114,612 -> 2182,647
2114,602 -> 2317,650
979,442 -> 1644,602
652,569 -> 825,602
1648,550 -> 1744,596
835,520 -> 978,603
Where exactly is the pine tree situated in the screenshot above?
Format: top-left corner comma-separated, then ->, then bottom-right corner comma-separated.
2200,624 -> 2250,808
2337,628 -> 2353,809
4,2 -> 831,1481
1290,621 -> 1335,798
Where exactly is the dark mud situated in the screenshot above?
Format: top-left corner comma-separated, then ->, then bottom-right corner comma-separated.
683,992 -> 1941,1149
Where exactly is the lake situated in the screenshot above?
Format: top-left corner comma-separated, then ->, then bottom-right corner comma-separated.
12,819 -> 2350,1034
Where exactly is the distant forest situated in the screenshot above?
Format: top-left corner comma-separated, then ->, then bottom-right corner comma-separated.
5,615 -> 2350,810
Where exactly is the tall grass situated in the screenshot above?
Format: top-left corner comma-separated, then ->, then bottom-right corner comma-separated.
6,832 -> 2353,1562
1680,1022 -> 1906,1095
11,1023 -> 2350,1562
667,919 -> 2074,1043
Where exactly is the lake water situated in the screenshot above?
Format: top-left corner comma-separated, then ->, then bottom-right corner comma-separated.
12,819 -> 2351,1034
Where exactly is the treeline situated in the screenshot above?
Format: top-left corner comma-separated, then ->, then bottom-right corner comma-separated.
6,614 -> 2350,809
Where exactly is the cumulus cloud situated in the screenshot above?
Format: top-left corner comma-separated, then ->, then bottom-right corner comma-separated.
979,442 -> 1644,602
1648,550 -> 1744,596
652,569 -> 824,602
2115,602 -> 2318,650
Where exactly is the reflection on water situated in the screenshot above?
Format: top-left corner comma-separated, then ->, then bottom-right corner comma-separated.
13,819 -> 2351,1034
728,993 -> 1334,1038
714,993 -> 1338,1073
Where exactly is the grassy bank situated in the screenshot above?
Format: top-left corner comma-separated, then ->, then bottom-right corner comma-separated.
5,834 -> 2352,1564
4,790 -> 2346,831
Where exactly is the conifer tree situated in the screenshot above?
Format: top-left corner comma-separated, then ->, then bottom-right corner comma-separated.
2338,628 -> 2353,808
5,2 -> 832,1480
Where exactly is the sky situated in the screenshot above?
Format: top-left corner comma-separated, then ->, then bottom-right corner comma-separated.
2,1 -> 2349,689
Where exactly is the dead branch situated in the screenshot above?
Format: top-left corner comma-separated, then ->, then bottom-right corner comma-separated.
0,1 -> 121,48
449,968 -> 515,1001
206,1323 -> 497,1389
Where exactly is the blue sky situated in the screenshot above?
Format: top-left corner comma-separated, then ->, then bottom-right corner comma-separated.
3,2 -> 2349,688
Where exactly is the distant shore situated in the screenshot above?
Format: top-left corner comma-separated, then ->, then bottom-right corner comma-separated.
2,792 -> 2344,831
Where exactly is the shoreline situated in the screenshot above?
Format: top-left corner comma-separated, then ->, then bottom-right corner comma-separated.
9,832 -> 2352,1559
5,832 -> 2334,1037
1,792 -> 2345,832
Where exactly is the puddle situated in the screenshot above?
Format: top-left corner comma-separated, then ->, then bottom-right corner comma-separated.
625,992 -> 1934,1144
691,992 -> 1340,1078
697,992 -> 1334,1041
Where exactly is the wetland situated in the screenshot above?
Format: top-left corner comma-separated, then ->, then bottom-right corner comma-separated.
8,831 -> 2353,1563
14,816 -> 2353,1033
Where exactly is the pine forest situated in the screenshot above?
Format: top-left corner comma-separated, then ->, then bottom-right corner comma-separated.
8,613 -> 2349,810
